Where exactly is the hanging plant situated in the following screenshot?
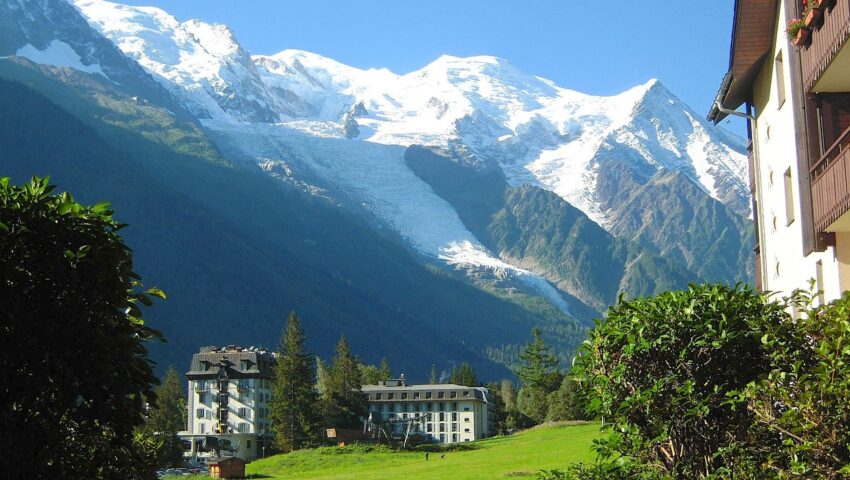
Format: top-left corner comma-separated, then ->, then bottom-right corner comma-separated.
804,0 -> 825,28
787,18 -> 811,45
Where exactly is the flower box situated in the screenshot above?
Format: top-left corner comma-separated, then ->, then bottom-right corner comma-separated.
793,27 -> 812,46
805,5 -> 824,28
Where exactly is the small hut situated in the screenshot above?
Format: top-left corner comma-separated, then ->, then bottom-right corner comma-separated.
326,427 -> 366,446
208,456 -> 246,479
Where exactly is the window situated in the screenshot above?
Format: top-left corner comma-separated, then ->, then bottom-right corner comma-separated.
451,423 -> 458,432
439,412 -> 445,422
401,393 -> 407,399
425,392 -> 432,399
452,433 -> 458,442
238,422 -> 249,433
439,402 -> 445,411
414,403 -> 420,412
426,402 -> 433,411
451,402 -> 457,410
439,423 -> 446,432
427,423 -> 433,433
196,408 -> 205,419
200,423 -> 206,433
463,390 -> 470,397
238,407 -> 248,419
402,403 -> 408,412
388,404 -> 395,413
464,417 -> 470,422
775,51 -> 786,108
451,412 -> 458,421
464,428 -> 470,432
247,440 -> 252,449
784,168 -> 795,225
240,359 -> 249,370
413,392 -> 420,399
439,434 -> 446,442
464,407 -> 470,412
388,393 -> 395,400
450,391 -> 457,398
438,392 -> 445,399
376,393 -> 382,400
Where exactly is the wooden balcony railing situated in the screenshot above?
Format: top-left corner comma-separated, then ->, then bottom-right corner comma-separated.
811,124 -> 850,232
801,0 -> 850,92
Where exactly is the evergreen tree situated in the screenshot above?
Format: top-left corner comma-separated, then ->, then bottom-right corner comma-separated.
379,357 -> 392,381
450,366 -> 459,384
316,357 -> 332,401
141,366 -> 186,467
429,364 -> 438,384
514,328 -> 559,391
269,312 -> 320,452
321,335 -> 366,427
457,362 -> 478,387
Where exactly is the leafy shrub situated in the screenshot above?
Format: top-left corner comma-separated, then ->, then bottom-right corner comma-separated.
571,284 -> 795,478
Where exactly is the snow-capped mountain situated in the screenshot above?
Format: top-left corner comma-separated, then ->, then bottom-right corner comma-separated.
0,0 -> 755,374
72,0 -> 748,224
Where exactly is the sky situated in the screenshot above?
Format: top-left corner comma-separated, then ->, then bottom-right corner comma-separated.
120,0 -> 745,135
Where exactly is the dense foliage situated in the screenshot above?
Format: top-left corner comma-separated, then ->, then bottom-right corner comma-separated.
745,291 -> 850,478
0,176 -> 163,479
568,283 -> 850,479
270,312 -> 322,452
572,283 -> 789,478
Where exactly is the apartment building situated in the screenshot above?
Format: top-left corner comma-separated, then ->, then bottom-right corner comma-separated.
180,345 -> 276,461
362,376 -> 491,444
708,0 -> 850,304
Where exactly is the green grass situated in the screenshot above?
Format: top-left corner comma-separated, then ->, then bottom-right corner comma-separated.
245,422 -> 600,480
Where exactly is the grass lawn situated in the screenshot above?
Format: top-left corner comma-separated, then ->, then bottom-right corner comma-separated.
244,422 -> 600,479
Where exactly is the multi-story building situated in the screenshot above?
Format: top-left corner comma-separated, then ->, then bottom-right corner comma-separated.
362,376 -> 491,444
180,346 -> 276,461
708,0 -> 850,304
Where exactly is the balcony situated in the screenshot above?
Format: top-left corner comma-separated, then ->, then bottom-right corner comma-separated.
801,0 -> 850,93
811,124 -> 850,232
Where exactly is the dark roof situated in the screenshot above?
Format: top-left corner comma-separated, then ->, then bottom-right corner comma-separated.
186,348 -> 275,380
708,0 -> 779,123
361,384 -> 489,402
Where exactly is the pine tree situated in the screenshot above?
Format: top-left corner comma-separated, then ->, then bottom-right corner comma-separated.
514,328 -> 559,391
450,366 -> 459,384
142,366 -> 186,467
379,357 -> 392,381
457,362 -> 478,387
429,364 -> 438,384
321,334 -> 366,427
269,312 -> 320,452
316,357 -> 332,401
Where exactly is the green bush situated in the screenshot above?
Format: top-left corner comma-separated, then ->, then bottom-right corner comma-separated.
745,291 -> 850,478
571,283 -> 795,478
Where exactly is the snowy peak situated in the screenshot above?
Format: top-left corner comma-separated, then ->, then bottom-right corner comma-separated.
67,0 -> 749,226
73,0 -> 281,123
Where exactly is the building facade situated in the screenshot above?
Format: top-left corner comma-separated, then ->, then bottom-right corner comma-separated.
362,377 -> 491,444
181,346 -> 276,461
709,0 -> 850,304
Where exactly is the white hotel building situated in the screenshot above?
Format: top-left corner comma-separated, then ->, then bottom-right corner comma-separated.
362,377 -> 491,444
180,345 -> 276,461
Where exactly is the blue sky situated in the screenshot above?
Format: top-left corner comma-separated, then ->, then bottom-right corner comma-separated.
121,0 -> 743,134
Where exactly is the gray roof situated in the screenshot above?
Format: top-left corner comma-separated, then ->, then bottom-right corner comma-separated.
186,347 -> 275,380
361,383 -> 489,403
